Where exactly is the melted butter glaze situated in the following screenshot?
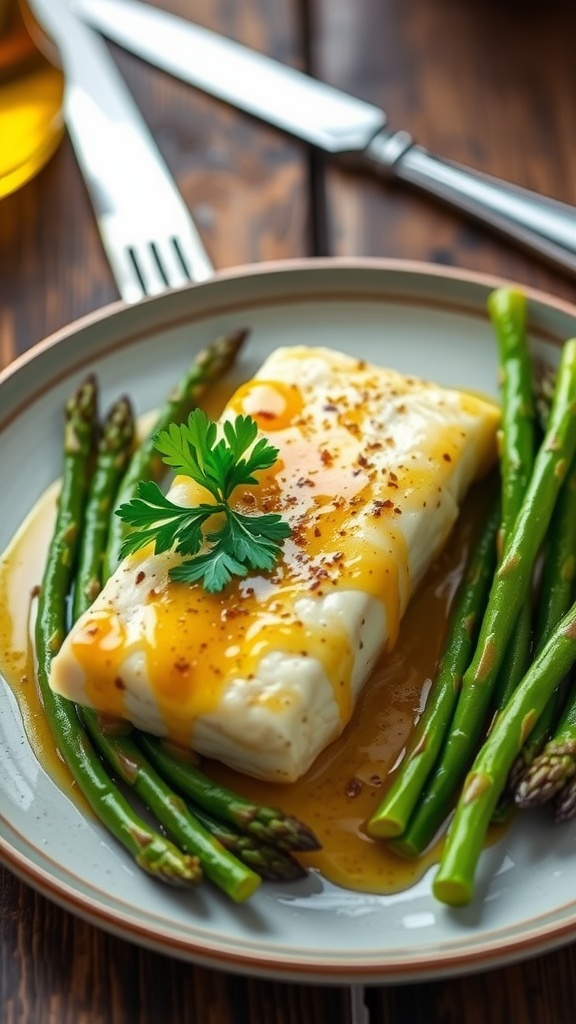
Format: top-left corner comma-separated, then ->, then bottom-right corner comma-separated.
57,357 -> 498,766
0,472 -> 494,893
0,350 -> 500,893
203,493 -> 489,892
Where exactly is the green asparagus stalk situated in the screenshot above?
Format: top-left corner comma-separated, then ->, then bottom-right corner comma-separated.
72,396 -> 135,620
71,392 -> 262,900
81,711 -> 260,901
385,337 -> 576,858
104,328 -> 248,578
514,678 -> 576,810
487,287 -> 536,715
368,490 -> 500,837
554,751 -> 576,822
36,378 -> 199,886
138,734 -> 321,853
190,804 -> 307,882
509,462 -> 576,799
370,290 -> 533,840
71,366 -> 313,892
487,287 -> 536,549
433,600 -> 576,906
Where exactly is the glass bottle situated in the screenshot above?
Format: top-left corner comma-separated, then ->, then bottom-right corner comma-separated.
0,0 -> 65,199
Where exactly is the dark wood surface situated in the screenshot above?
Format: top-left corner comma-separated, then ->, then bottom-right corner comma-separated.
2,0 -> 576,1020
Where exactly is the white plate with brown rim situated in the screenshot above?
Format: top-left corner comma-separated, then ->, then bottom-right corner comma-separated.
1,257 -> 576,984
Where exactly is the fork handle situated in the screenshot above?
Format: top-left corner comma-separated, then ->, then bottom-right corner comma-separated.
365,129 -> 576,274
27,0 -> 214,299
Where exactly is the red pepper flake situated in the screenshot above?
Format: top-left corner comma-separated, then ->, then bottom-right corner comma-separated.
346,777 -> 363,799
320,449 -> 333,466
310,568 -> 330,591
443,452 -> 452,462
114,676 -> 126,691
135,571 -> 145,585
373,498 -> 394,517
174,657 -> 190,673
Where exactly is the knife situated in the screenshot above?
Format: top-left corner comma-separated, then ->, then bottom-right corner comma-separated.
74,0 -> 576,276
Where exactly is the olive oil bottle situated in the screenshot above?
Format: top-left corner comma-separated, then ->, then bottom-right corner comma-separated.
0,0 -> 65,199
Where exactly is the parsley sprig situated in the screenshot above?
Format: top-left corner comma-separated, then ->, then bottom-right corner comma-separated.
116,409 -> 291,593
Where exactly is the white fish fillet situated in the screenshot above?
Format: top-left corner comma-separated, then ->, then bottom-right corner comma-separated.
49,346 -> 499,781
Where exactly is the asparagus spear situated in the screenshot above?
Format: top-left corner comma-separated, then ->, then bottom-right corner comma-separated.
487,287 -> 536,714
72,367 -> 312,891
385,336 -> 576,857
370,289 -> 532,840
81,711 -> 260,901
367,490 -> 500,837
514,677 -> 576,810
510,463 -> 576,802
190,804 -> 307,882
487,287 -> 536,549
71,393 -> 261,900
138,734 -> 321,853
554,748 -> 576,822
104,328 -> 248,578
433,600 -> 576,906
36,379 -> 199,886
72,396 -> 134,619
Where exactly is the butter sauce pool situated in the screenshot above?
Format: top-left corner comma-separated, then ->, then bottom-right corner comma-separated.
0,474 -> 494,895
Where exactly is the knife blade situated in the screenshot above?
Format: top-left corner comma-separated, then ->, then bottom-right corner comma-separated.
74,0 -> 576,276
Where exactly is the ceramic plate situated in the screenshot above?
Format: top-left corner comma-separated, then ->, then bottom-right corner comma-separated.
2,258 -> 576,984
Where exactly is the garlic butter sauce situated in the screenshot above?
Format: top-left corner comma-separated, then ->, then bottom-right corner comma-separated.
0,475 -> 491,894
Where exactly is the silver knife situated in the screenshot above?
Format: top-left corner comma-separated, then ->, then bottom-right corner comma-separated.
74,0 -> 576,276
27,0 -> 213,302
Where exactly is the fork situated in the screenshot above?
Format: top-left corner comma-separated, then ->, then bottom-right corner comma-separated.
28,0 -> 214,301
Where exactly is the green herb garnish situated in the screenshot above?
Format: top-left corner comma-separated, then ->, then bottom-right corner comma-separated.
116,409 -> 291,593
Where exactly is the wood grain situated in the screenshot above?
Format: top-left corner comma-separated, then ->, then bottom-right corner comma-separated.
313,0 -> 576,300
3,0 -> 576,1021
0,0 -> 311,364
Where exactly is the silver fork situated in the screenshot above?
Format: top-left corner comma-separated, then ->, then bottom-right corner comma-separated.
28,0 -> 214,301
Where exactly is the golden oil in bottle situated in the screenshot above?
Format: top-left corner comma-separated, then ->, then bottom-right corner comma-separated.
0,0 -> 65,199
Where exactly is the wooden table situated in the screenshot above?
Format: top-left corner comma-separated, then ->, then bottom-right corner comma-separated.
2,1 -> 576,1020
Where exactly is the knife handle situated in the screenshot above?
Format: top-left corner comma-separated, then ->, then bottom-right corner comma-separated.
365,129 -> 576,274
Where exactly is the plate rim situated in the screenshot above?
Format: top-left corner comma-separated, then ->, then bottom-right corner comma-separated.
3,255 -> 576,984
5,255 -> 576,388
